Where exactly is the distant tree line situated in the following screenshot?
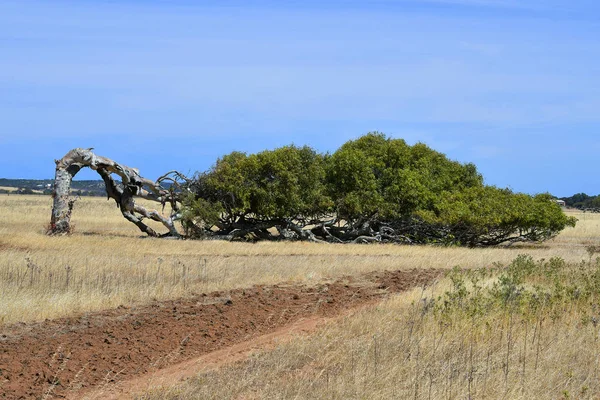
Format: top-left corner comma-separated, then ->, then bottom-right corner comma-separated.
560,193 -> 600,210
0,178 -> 112,196
180,133 -> 576,246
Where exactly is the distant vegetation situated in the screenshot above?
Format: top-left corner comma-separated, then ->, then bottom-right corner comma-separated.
0,178 -> 107,196
560,192 -> 600,210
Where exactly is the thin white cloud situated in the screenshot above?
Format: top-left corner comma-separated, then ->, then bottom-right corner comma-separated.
411,0 -> 562,11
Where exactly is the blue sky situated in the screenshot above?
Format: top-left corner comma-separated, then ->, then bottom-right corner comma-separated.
0,0 -> 598,197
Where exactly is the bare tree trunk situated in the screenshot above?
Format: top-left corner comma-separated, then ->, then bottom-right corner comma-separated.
50,158 -> 83,234
49,148 -> 183,237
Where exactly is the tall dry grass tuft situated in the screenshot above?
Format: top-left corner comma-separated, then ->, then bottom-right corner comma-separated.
0,195 -> 596,324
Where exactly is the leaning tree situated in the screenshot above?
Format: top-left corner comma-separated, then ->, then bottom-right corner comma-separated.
48,148 -> 188,237
179,134 -> 576,246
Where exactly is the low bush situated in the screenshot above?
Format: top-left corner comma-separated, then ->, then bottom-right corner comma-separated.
180,133 -> 576,246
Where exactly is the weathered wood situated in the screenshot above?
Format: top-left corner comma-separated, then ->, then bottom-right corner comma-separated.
49,148 -> 182,237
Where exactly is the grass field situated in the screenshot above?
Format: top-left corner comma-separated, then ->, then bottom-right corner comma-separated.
143,279 -> 600,400
0,194 -> 594,325
2,194 -> 600,399
135,207 -> 600,400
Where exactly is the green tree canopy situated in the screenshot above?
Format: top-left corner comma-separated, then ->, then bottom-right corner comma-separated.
181,132 -> 576,246
182,145 -> 331,237
417,187 -> 576,246
327,132 -> 482,221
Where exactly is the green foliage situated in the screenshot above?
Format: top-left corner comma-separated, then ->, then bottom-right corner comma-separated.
561,192 -> 599,209
186,145 -> 331,225
181,132 -> 576,245
418,187 -> 578,246
560,192 -> 600,210
327,132 -> 482,220
435,255 -> 600,324
180,194 -> 224,236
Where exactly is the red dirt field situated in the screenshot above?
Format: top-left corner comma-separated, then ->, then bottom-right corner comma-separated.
0,268 -> 443,399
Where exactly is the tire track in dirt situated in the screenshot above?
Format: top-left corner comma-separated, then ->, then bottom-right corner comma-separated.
0,268 -> 442,399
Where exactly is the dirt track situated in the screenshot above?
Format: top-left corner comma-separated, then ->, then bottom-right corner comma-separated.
0,268 -> 442,399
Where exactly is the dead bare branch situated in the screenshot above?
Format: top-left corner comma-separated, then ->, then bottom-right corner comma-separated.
49,148 -> 184,237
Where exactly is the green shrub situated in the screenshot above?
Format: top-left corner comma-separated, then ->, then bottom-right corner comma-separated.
180,132 -> 576,245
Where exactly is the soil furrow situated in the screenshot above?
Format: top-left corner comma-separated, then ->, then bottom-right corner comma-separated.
0,268 -> 442,399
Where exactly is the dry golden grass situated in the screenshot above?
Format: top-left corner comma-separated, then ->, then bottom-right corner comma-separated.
0,195 -> 596,325
140,286 -> 600,400
3,195 -> 600,399
556,209 -> 600,243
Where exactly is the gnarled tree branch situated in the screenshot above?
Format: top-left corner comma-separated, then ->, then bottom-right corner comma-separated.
49,148 -> 186,237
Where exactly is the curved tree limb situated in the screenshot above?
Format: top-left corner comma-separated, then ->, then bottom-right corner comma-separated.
49,148 -> 185,237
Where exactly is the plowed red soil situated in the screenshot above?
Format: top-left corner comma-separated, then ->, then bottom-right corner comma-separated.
0,268 -> 443,399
